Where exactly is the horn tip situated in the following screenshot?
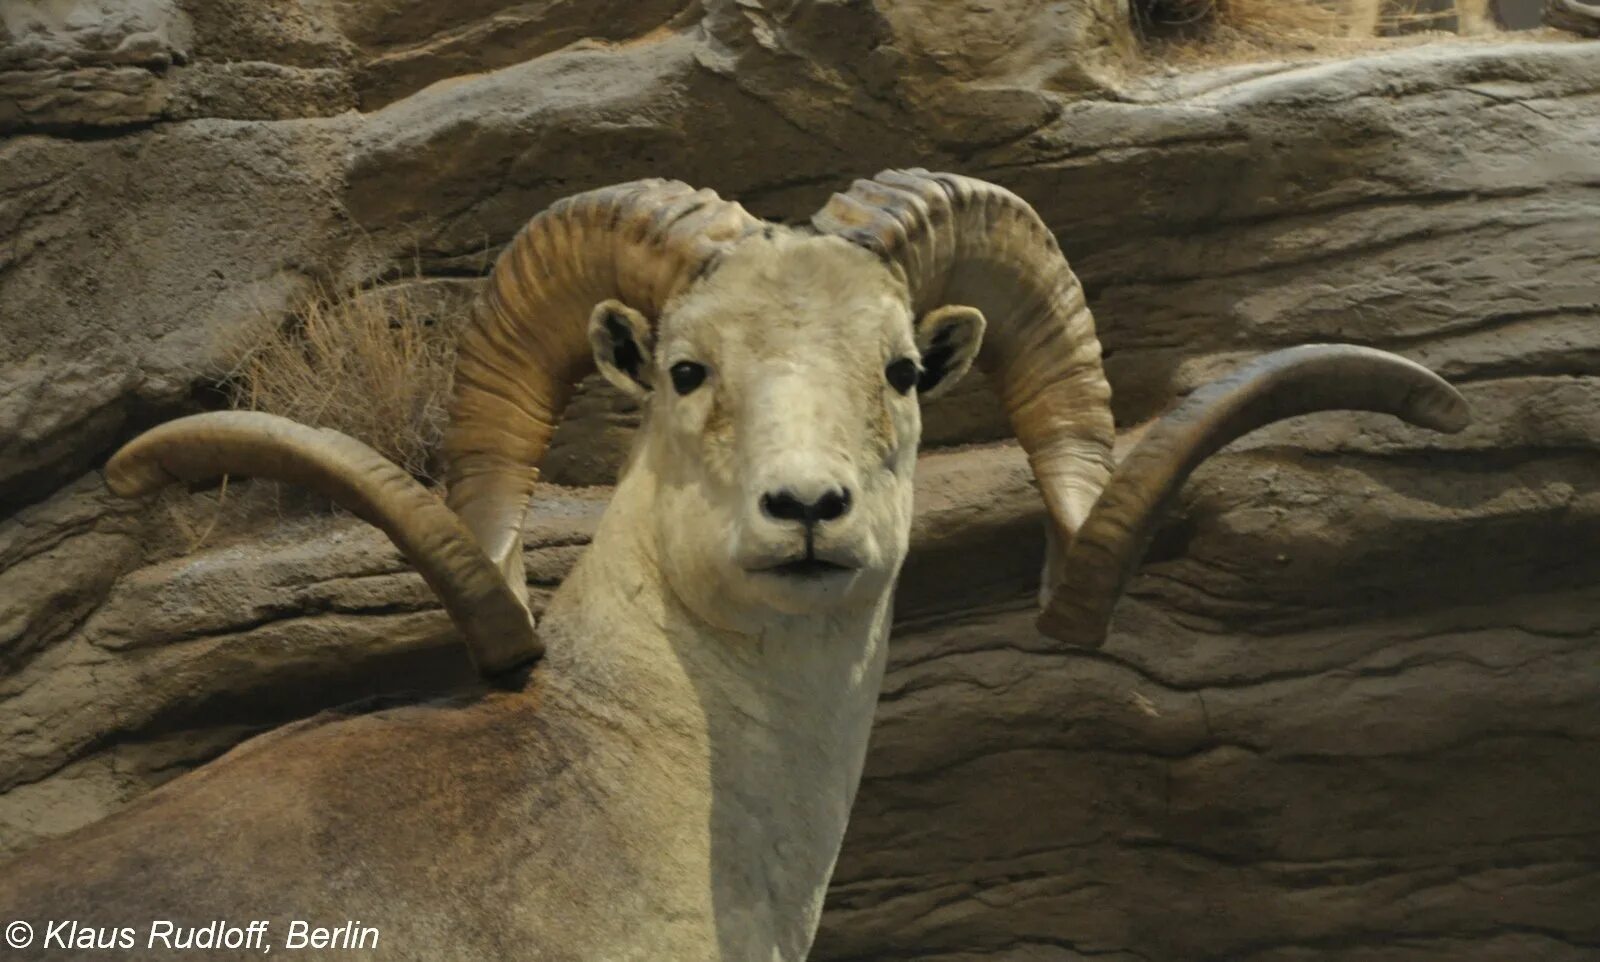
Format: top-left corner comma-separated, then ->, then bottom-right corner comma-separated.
1391,360 -> 1472,434
465,606 -> 545,682
104,441 -> 171,500
1035,600 -> 1110,648
1418,389 -> 1472,435
480,647 -> 544,690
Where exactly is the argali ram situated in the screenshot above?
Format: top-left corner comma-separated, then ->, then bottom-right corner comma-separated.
0,171 -> 1470,961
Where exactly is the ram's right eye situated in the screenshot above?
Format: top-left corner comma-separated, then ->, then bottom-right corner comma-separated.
670,361 -> 708,395
885,358 -> 919,395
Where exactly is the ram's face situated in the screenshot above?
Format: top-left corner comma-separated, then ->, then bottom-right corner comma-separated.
589,231 -> 984,630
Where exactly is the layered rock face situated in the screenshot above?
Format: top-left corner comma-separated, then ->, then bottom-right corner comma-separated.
2,2 -> 1598,958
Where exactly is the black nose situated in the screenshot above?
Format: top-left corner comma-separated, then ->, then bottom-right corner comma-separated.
761,487 -> 852,527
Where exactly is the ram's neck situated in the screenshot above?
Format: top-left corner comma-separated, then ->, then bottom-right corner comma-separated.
536,469 -> 892,961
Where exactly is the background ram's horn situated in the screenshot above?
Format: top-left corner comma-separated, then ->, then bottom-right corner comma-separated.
107,411 -> 541,678
1037,344 -> 1472,646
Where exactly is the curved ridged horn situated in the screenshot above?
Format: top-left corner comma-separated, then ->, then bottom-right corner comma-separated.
1037,344 -> 1472,645
445,180 -> 762,598
106,411 -> 540,677
813,168 -> 1115,588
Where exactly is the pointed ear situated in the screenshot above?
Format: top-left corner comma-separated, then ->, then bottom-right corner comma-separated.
588,300 -> 655,400
914,305 -> 985,399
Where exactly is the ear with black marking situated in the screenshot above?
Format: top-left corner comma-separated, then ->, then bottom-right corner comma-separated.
588,300 -> 655,399
914,305 -> 985,399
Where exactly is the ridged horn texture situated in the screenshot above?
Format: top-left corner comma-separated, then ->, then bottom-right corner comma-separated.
1036,344 -> 1472,646
105,411 -> 541,677
813,169 -> 1116,570
445,179 -> 762,598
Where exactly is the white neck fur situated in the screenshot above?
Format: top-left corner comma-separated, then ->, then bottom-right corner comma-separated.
535,445 -> 895,960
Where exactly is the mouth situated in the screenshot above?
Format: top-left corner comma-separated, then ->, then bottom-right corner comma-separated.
754,556 -> 857,580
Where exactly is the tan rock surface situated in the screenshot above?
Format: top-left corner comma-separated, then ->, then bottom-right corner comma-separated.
0,3 -> 1596,957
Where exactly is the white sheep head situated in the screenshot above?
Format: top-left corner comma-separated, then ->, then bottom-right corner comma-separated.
586,233 -> 981,628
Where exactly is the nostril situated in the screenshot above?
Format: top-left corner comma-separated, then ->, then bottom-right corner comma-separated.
760,487 -> 853,525
814,487 -> 851,522
761,490 -> 808,523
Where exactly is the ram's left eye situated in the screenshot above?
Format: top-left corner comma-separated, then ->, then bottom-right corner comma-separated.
669,361 -> 708,395
885,358 -> 919,395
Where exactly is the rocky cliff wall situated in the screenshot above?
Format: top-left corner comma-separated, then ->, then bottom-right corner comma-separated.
2,3 -> 1598,958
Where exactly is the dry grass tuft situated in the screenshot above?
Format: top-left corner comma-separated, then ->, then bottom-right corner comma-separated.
1134,0 -> 1496,62
1136,0 -> 1346,50
224,279 -> 467,482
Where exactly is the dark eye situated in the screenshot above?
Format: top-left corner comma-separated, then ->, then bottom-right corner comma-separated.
669,361 -> 708,395
885,357 -> 919,395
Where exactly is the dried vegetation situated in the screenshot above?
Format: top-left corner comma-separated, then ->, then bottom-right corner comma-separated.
223,278 -> 467,483
1133,0 -> 1501,61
